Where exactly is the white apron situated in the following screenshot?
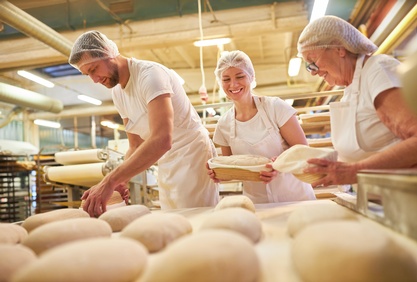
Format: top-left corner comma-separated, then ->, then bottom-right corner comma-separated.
330,55 -> 400,163
229,96 -> 315,203
126,110 -> 219,209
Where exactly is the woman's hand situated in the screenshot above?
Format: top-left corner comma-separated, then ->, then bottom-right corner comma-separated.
303,158 -> 358,187
206,162 -> 221,183
259,163 -> 278,184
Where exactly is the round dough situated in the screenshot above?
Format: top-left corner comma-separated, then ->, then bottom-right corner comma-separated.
0,223 -> 28,244
12,237 -> 148,282
139,230 -> 260,282
98,204 -> 151,232
120,213 -> 192,252
199,207 -> 262,243
21,208 -> 90,233
287,203 -> 357,237
22,217 -> 112,255
0,244 -> 37,282
214,195 -> 256,213
292,221 -> 417,282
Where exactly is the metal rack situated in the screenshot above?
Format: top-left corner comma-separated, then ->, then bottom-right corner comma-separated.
0,154 -> 33,222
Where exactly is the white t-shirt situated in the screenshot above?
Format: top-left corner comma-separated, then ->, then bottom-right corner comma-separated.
343,54 -> 401,151
213,96 -> 296,149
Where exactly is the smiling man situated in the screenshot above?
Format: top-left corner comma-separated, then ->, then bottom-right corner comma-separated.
69,30 -> 219,217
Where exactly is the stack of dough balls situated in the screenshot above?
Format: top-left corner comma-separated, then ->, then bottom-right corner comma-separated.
288,203 -> 417,282
209,154 -> 271,181
272,144 -> 337,183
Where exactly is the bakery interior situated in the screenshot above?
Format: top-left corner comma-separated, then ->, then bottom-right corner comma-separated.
1,0 -> 417,281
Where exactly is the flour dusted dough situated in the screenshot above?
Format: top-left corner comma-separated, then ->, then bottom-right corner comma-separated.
199,207 -> 262,243
292,221 -> 417,282
211,154 -> 270,166
12,237 -> 148,282
120,213 -> 192,252
0,223 -> 28,244
138,230 -> 260,282
21,208 -> 89,233
98,204 -> 151,232
22,217 -> 112,255
214,195 -> 256,213
0,244 -> 37,282
287,203 -> 357,237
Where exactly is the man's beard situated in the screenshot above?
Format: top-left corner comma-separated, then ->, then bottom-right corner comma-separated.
106,60 -> 119,88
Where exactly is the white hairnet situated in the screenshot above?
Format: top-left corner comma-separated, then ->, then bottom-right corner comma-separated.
214,50 -> 257,89
69,30 -> 120,70
297,16 -> 377,56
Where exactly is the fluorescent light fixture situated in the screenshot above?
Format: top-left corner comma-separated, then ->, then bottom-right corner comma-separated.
77,95 -> 102,105
17,70 -> 54,88
288,57 -> 302,77
101,120 -> 120,129
310,0 -> 329,22
193,38 -> 231,47
34,119 -> 61,128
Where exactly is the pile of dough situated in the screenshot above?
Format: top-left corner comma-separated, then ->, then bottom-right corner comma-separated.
120,213 -> 192,252
0,223 -> 28,244
138,230 -> 260,282
199,207 -> 262,243
22,217 -> 112,255
287,203 -> 358,237
214,195 -> 256,213
12,237 -> 148,282
0,244 -> 37,282
292,221 -> 417,282
99,205 -> 151,232
21,208 -> 90,233
210,154 -> 270,167
272,144 -> 337,183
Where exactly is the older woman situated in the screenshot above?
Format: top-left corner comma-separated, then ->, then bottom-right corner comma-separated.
297,15 -> 417,187
208,50 -> 316,203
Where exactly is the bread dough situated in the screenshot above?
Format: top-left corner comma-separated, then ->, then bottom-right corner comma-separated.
138,230 -> 260,282
0,223 -> 28,244
199,207 -> 262,243
98,205 -> 151,232
0,244 -> 37,282
22,217 -> 112,255
12,237 -> 148,282
211,154 -> 270,166
292,221 -> 417,282
214,195 -> 256,213
287,203 -> 357,237
21,208 -> 89,233
120,213 -> 192,252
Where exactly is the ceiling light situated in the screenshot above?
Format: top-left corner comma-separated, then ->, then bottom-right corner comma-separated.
288,57 -> 302,77
34,119 -> 61,128
310,0 -> 329,22
193,38 -> 231,47
17,70 -> 54,88
77,95 -> 102,105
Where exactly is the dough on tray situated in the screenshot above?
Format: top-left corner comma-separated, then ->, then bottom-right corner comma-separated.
292,221 -> 417,282
214,195 -> 256,213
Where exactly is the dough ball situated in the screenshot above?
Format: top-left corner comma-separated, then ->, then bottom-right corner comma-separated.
138,230 -> 260,282
287,203 -> 358,237
214,195 -> 256,213
22,217 -> 112,255
199,207 -> 262,243
21,208 -> 89,233
120,213 -> 192,252
0,244 -> 37,282
292,221 -> 417,282
210,154 -> 270,166
12,237 -> 148,282
0,224 -> 28,244
99,204 -> 150,232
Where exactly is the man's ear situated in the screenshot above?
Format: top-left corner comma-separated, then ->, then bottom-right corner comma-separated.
336,47 -> 347,57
